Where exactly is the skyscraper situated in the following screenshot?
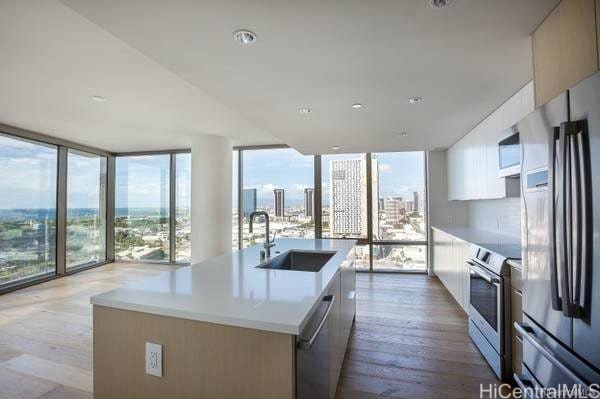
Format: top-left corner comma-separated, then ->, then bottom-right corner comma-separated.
274,189 -> 285,217
243,188 -> 257,218
304,188 -> 314,218
413,191 -> 419,213
330,158 -> 361,236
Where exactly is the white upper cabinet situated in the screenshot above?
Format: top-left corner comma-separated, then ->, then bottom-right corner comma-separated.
501,90 -> 523,130
447,82 -> 534,201
521,81 -> 535,117
484,111 -> 505,198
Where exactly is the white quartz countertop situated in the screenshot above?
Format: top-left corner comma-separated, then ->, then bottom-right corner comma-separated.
432,225 -> 521,259
91,238 -> 356,335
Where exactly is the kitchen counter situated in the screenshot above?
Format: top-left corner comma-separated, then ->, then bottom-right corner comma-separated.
432,226 -> 521,259
91,238 -> 356,335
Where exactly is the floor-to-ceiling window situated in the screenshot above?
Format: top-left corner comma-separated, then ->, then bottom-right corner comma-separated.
239,147 -> 315,248
232,150 -> 239,250
233,147 -> 428,273
0,133 -> 57,286
320,153 -> 370,270
115,155 -> 170,261
371,152 -> 427,271
175,153 -> 191,262
66,149 -> 107,269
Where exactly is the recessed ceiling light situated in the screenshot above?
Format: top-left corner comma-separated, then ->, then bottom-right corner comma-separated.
90,95 -> 107,102
408,97 -> 422,104
430,0 -> 452,8
352,103 -> 363,109
233,30 -> 257,45
331,146 -> 341,150
298,107 -> 312,114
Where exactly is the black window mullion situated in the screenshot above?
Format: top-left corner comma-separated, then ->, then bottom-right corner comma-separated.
56,146 -> 68,275
169,153 -> 177,263
314,155 -> 322,239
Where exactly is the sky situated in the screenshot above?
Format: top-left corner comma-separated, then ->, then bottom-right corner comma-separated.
239,149 -> 425,207
1,132 -> 424,211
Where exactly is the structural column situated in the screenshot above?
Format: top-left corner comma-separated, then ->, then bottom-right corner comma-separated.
190,134 -> 232,263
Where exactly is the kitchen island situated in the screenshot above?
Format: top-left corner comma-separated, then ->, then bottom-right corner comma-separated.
91,238 -> 356,399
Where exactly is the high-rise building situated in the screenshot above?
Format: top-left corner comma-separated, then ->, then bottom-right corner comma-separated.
383,197 -> 404,224
243,188 -> 257,218
330,158 -> 362,236
405,200 -> 414,213
304,188 -> 315,218
413,191 -> 419,213
274,188 -> 285,217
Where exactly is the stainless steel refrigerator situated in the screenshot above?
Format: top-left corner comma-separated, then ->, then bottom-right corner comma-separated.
517,71 -> 600,390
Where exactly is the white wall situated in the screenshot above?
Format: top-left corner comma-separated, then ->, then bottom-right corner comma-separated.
191,134 -> 232,263
468,198 -> 521,243
427,150 -> 469,227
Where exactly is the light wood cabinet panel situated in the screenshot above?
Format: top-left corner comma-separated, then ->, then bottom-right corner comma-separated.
93,306 -> 295,399
533,0 -> 599,107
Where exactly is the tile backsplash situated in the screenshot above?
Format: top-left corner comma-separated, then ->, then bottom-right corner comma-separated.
468,198 -> 521,243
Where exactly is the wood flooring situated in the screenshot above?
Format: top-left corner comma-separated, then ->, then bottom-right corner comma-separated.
0,265 -> 499,399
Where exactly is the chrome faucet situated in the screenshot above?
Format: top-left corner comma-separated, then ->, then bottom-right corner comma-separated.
248,211 -> 276,260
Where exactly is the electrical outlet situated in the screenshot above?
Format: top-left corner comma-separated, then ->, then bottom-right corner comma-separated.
145,342 -> 162,377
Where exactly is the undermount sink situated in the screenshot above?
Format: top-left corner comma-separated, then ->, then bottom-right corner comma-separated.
257,250 -> 336,272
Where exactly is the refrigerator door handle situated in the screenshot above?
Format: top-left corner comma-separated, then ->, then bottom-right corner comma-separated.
571,123 -> 591,317
514,322 -> 588,387
559,122 -> 589,318
548,126 -> 563,311
557,123 -> 571,316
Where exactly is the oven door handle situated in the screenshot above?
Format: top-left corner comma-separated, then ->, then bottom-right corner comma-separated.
466,261 -> 500,285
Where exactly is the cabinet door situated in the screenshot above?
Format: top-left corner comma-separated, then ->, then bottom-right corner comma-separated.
521,81 -> 535,117
447,146 -> 458,201
471,125 -> 488,199
340,262 -> 355,350
502,90 -> 523,130
460,134 -> 476,200
532,0 -> 598,106
484,111 -> 506,199
433,230 -> 452,287
328,274 -> 341,399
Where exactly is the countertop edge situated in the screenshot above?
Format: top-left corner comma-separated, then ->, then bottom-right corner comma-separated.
91,298 -> 302,335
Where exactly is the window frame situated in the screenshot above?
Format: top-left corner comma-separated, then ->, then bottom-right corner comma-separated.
114,149 -> 191,265
233,146 -> 429,273
0,123 -> 192,294
0,124 -> 113,294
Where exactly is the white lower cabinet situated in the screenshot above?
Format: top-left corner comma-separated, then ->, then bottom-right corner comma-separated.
433,229 -> 470,313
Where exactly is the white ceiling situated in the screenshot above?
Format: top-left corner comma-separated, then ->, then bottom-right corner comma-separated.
0,0 -> 557,154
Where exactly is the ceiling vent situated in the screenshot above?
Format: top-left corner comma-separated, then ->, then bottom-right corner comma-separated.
430,0 -> 452,8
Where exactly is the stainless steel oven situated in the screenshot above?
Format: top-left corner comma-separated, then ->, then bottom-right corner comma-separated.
467,245 -> 514,381
468,258 -> 502,351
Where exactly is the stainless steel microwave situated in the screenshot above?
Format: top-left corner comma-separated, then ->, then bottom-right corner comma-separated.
498,129 -> 520,177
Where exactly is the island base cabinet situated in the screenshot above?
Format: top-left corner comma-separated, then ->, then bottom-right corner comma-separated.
93,306 -> 295,399
328,264 -> 356,399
